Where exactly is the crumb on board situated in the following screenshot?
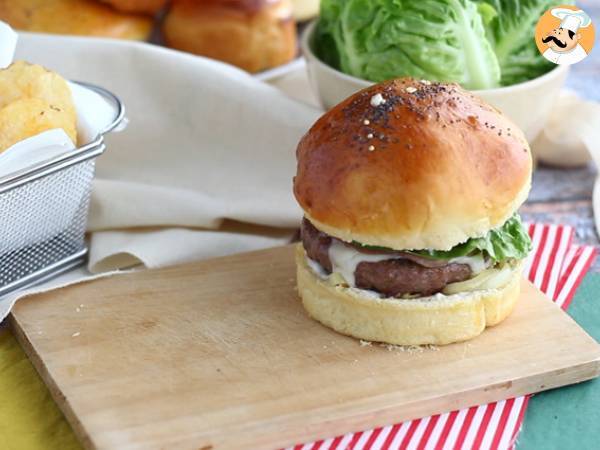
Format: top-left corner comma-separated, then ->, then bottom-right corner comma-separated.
359,339 -> 439,353
72,332 -> 80,338
381,343 -> 439,353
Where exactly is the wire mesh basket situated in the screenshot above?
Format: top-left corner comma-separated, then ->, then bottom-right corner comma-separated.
0,82 -> 124,297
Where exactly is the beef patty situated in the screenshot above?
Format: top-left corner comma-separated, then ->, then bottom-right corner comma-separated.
301,218 -> 472,297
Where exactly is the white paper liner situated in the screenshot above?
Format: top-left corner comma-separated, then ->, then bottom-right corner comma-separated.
0,21 -> 16,68
532,89 -> 600,167
69,81 -> 122,143
0,129 -> 75,179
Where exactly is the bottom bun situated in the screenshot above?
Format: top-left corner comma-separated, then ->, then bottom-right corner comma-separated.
295,245 -> 522,346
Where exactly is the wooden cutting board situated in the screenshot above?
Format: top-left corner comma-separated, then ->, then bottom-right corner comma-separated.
9,245 -> 600,450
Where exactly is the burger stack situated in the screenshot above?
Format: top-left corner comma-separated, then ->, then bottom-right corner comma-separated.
294,78 -> 533,345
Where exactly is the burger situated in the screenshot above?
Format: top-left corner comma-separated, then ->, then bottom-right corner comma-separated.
293,78 -> 532,345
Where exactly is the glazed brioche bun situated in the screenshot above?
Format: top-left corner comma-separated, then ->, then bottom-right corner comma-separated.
99,0 -> 167,15
0,0 -> 152,40
294,78 -> 532,252
296,245 -> 522,345
163,0 -> 297,73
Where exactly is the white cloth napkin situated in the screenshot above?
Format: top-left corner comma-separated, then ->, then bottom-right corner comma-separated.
15,33 -> 321,274
0,33 -> 321,321
528,89 -> 600,238
531,89 -> 600,167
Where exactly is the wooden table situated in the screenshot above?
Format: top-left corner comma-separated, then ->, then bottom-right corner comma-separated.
522,0 -> 599,271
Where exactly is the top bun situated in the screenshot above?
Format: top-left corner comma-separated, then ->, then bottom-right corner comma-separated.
294,78 -> 532,251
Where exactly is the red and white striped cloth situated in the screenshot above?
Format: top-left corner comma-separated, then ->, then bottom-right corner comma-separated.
289,223 -> 597,450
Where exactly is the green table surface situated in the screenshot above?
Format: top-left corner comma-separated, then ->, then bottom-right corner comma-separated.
517,274 -> 600,450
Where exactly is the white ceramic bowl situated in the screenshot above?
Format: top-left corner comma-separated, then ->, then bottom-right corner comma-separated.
301,21 -> 569,142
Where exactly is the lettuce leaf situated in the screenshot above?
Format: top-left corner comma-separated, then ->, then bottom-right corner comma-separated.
353,214 -> 531,262
314,0 -> 501,89
411,214 -> 532,262
474,0 -> 575,85
314,0 -> 573,87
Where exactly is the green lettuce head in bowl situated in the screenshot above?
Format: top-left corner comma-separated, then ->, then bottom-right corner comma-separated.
303,0 -> 571,141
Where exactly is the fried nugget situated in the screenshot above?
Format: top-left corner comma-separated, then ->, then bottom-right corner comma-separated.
0,98 -> 77,151
0,61 -> 76,119
0,61 -> 78,148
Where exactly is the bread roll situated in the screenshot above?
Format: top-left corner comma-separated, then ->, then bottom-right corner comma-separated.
99,0 -> 167,15
163,0 -> 297,73
0,0 -> 152,40
294,78 -> 532,252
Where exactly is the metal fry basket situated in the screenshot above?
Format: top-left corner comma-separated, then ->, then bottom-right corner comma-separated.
0,82 -> 124,297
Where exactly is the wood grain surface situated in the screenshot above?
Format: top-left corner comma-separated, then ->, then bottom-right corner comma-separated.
522,0 -> 600,270
10,245 -> 600,450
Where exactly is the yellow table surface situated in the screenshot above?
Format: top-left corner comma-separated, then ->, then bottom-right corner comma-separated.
0,329 -> 80,450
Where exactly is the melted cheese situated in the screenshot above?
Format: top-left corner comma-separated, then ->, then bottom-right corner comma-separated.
309,243 -> 490,293
305,245 -> 514,300
325,242 -> 489,287
449,254 -> 488,274
327,240 -> 396,286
